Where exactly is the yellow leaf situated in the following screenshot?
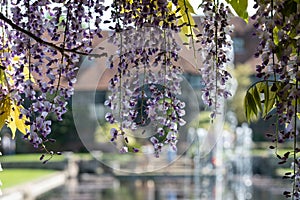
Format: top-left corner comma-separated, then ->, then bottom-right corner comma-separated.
7,116 -> 17,138
8,102 -> 29,138
178,0 -> 196,14
0,97 -> 29,139
179,23 -> 190,44
0,98 -> 10,131
176,0 -> 197,45
167,1 -> 174,13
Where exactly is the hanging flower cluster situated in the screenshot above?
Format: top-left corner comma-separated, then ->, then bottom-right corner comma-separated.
198,1 -> 233,118
252,0 -> 299,130
103,0 -> 237,156
246,0 -> 299,198
0,0 -> 105,152
105,0 -> 187,156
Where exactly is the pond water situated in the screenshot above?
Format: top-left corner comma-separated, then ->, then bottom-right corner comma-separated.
37,174 -> 287,200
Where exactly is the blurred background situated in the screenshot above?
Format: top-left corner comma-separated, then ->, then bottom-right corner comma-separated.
0,16 -> 296,200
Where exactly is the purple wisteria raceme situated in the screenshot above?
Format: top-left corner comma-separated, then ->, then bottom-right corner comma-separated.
0,0 -> 104,151
105,1 -> 186,156
198,1 -> 233,119
251,0 -> 300,197
252,0 -> 299,127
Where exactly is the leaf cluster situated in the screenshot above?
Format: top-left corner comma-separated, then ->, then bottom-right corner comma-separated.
244,81 -> 279,122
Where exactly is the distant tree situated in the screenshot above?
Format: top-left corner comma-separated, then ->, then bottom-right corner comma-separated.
228,64 -> 252,124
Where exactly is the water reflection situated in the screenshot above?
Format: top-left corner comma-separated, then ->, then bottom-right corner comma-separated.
37,174 -> 286,200
37,122 -> 288,200
33,114 -> 292,200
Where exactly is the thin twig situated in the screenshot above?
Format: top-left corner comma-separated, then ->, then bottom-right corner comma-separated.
0,13 -> 102,58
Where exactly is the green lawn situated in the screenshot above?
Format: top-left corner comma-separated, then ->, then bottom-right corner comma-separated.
276,168 -> 293,177
0,169 -> 57,189
251,148 -> 295,157
0,153 -> 65,163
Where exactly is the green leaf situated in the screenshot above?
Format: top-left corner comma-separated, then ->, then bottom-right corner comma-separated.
244,93 -> 250,120
248,92 -> 258,116
244,92 -> 258,122
262,82 -> 276,118
256,82 -> 265,93
226,0 -> 248,22
244,81 -> 278,122
251,85 -> 262,112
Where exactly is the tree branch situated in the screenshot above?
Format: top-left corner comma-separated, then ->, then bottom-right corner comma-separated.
0,13 -> 103,58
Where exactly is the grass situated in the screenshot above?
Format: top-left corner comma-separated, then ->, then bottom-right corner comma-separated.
0,169 -> 57,189
0,153 -> 65,163
276,168 -> 293,177
251,148 -> 295,157
0,153 -> 97,163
